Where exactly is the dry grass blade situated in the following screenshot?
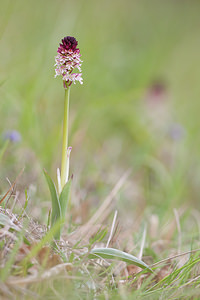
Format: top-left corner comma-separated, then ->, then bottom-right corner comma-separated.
74,169 -> 131,241
7,263 -> 81,286
87,169 -> 131,226
0,168 -> 24,205
138,225 -> 147,260
106,210 -> 118,248
151,248 -> 200,268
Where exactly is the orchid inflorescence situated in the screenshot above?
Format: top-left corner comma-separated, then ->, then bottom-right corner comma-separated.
54,36 -> 83,88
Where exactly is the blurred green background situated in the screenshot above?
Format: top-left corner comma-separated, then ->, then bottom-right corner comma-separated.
1,0 -> 200,227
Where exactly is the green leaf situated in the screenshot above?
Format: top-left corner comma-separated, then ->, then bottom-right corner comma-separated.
59,179 -> 71,220
43,170 -> 61,230
89,247 -> 153,272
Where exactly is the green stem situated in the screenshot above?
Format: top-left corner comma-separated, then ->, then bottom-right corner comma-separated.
61,87 -> 70,190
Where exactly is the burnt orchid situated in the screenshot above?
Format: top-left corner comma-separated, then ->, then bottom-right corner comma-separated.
55,36 -> 83,191
44,36 -> 83,240
55,36 -> 83,87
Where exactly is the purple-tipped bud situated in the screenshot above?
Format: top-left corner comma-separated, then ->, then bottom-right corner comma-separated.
67,146 -> 72,156
55,36 -> 83,88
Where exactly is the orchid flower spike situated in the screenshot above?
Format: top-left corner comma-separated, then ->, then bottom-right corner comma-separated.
55,36 -> 83,88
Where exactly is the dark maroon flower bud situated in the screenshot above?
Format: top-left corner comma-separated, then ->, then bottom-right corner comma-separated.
148,82 -> 166,100
57,36 -> 79,54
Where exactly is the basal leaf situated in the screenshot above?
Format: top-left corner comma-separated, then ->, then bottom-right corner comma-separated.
89,247 -> 153,272
44,170 -> 61,231
59,179 -> 71,220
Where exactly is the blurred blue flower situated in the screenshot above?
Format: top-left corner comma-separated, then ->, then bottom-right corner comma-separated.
168,123 -> 185,141
2,130 -> 21,143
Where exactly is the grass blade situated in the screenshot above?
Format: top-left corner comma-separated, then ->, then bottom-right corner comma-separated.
89,247 -> 153,272
0,140 -> 9,163
0,213 -> 20,231
21,218 -> 65,269
0,220 -> 27,281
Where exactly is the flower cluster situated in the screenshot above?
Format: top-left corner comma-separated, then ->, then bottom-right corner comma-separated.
55,36 -> 83,87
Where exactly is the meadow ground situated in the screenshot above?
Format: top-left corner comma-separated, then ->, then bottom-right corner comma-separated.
1,0 -> 200,299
